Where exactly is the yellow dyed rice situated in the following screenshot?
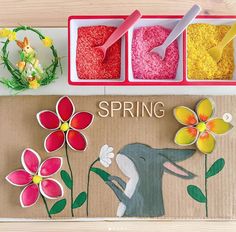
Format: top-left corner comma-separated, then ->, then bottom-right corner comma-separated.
187,24 -> 234,80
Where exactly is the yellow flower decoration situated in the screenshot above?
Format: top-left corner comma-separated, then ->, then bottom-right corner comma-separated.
0,28 -> 11,38
0,28 -> 17,41
42,36 -> 53,47
8,31 -> 17,41
174,98 -> 233,154
28,79 -> 40,89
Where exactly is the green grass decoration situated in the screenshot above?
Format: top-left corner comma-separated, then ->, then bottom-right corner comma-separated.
0,26 -> 61,92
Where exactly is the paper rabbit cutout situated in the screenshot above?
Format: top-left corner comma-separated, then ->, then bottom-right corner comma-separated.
16,37 -> 43,80
106,143 -> 196,217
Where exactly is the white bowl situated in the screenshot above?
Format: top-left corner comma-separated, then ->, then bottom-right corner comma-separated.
69,17 -> 126,83
128,17 -> 184,83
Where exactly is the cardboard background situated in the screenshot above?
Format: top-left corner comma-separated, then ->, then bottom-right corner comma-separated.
0,95 -> 235,219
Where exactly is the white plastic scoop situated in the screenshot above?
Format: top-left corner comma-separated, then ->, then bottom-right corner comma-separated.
151,4 -> 201,60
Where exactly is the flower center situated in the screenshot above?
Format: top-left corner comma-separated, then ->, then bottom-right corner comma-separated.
60,122 -> 69,132
32,175 -> 42,184
196,122 -> 206,132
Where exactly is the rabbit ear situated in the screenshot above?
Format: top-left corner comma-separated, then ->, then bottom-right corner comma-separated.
163,161 -> 196,179
16,40 -> 24,49
23,37 -> 29,47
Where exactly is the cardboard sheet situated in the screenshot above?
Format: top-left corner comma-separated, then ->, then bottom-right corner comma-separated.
0,95 -> 235,219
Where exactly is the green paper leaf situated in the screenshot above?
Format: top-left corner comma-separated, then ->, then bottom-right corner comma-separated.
206,158 -> 225,179
60,170 -> 73,189
90,167 -> 110,181
49,199 -> 67,215
20,52 -> 25,61
187,185 -> 206,203
72,191 -> 87,209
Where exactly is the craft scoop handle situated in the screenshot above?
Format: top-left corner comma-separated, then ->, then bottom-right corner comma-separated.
218,23 -> 236,49
101,10 -> 141,49
162,4 -> 201,48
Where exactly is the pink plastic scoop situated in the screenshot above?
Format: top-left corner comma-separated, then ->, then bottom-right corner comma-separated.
96,10 -> 142,61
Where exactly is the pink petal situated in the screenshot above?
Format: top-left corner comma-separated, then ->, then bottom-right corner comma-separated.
69,112 -> 94,130
21,148 -> 41,174
40,178 -> 63,199
37,110 -> 60,130
56,96 -> 75,122
44,130 -> 65,153
6,169 -> 32,186
20,183 -> 39,207
66,129 -> 87,151
38,157 -> 63,177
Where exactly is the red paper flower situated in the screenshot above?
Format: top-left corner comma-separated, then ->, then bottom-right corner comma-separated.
6,148 -> 63,208
37,96 -> 94,153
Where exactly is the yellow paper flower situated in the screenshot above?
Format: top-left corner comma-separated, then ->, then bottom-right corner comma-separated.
0,28 -> 11,38
28,79 -> 40,89
42,36 -> 53,47
174,98 -> 233,154
8,31 -> 17,41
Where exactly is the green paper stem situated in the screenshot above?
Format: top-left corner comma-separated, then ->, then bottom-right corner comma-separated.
86,158 -> 99,217
188,155 -> 226,218
204,155 -> 208,218
41,194 -> 52,219
65,142 -> 74,217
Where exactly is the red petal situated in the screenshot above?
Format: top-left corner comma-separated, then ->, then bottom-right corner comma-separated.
40,178 -> 63,199
56,96 -> 75,122
20,183 -> 39,207
44,130 -> 65,153
66,129 -> 87,151
37,110 -> 60,130
38,157 -> 63,177
70,112 -> 94,130
21,148 -> 41,174
6,169 -> 32,186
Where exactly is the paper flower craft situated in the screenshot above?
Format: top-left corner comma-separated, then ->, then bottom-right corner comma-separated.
174,98 -> 233,154
37,96 -> 94,152
99,144 -> 114,168
6,148 -> 63,208
174,98 -> 234,218
0,26 -> 60,92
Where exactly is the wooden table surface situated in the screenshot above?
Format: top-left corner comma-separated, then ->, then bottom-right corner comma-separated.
1,0 -> 236,231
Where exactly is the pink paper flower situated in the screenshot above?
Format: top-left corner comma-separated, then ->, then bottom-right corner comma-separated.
6,148 -> 63,208
37,96 -> 94,153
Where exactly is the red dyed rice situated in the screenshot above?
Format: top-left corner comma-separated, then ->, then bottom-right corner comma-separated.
76,26 -> 121,79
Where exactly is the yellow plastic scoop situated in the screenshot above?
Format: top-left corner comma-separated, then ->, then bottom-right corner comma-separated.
208,23 -> 236,63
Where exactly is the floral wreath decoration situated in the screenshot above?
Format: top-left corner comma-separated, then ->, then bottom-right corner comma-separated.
0,26 -> 61,92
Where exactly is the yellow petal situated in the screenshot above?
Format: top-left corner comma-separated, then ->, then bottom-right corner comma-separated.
28,79 -> 40,89
0,28 -> 11,38
42,36 -> 53,47
8,31 -> 17,41
174,127 -> 198,146
174,106 -> 198,126
196,132 -> 215,154
196,98 -> 215,122
207,118 -> 233,135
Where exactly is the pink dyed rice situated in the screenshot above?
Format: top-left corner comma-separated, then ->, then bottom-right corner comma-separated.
132,26 -> 179,79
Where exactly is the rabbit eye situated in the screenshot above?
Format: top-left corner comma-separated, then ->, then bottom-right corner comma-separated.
139,156 -> 145,161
